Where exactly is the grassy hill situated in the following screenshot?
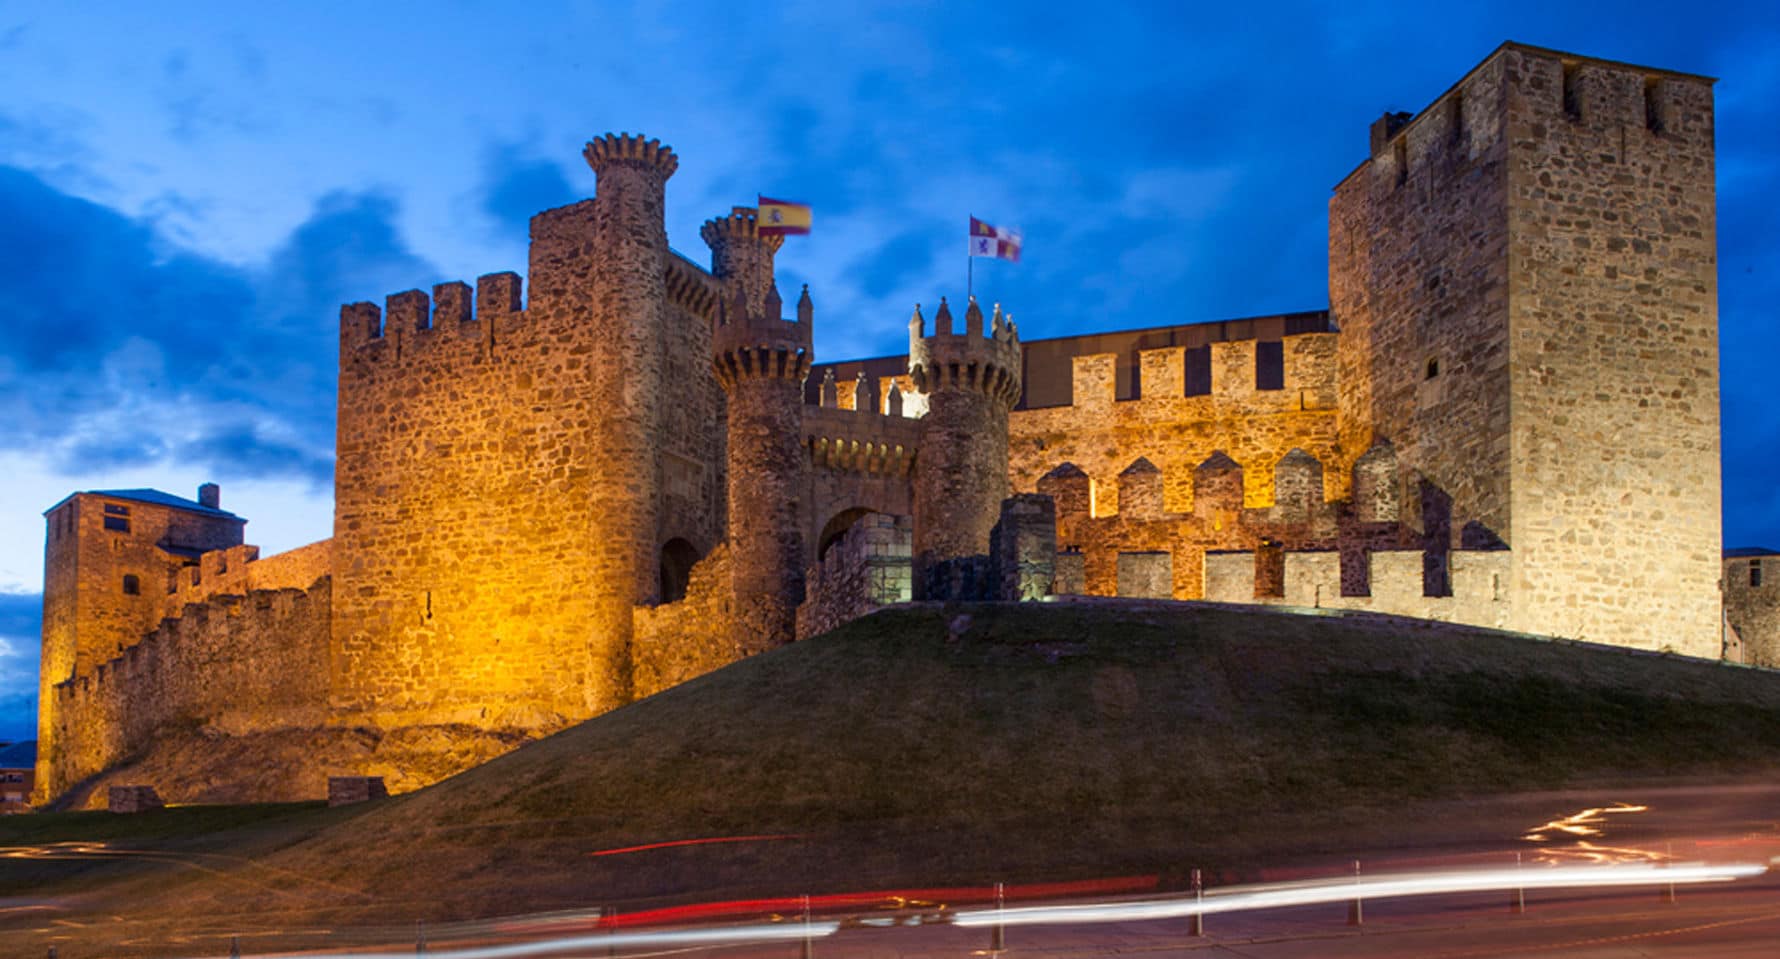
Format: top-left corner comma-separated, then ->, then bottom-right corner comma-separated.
9,599 -> 1780,952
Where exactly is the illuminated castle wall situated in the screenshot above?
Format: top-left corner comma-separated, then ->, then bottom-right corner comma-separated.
36,43 -> 1759,806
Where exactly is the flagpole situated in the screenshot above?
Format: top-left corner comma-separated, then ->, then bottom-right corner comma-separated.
968,252 -> 974,301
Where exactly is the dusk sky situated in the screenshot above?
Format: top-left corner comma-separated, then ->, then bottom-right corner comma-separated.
2,2 -> 1777,739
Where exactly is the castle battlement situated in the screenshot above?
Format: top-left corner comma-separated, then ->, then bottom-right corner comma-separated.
1202,547 -> 1511,631
803,404 -> 921,476
339,272 -> 524,355
699,206 -> 786,253
712,283 -> 813,385
582,132 -> 680,178
908,297 -> 1021,406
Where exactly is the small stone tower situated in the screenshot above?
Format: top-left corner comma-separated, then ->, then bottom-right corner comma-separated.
712,281 -> 813,652
579,133 -> 679,701
701,206 -> 784,319
908,297 -> 1022,596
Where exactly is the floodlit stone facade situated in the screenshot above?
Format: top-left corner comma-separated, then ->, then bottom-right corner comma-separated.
36,43 -> 1769,806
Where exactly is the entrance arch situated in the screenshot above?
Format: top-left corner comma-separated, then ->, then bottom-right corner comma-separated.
659,538 -> 701,603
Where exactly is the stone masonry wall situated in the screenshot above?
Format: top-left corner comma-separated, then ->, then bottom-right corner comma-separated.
632,546 -> 741,699
160,539 -> 333,621
1009,333 -> 1340,516
1500,49 -> 1720,655
1329,54 -> 1512,541
50,577 -> 332,795
1203,549 -> 1512,628
796,513 -> 914,640
1725,554 -> 1780,667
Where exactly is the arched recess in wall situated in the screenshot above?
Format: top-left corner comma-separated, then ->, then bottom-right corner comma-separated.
659,538 -> 701,604
817,507 -> 876,560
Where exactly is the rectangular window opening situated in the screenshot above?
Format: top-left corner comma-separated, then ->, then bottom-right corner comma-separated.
1754,559 -> 1764,589
1184,346 -> 1212,396
1644,76 -> 1664,133
1562,61 -> 1582,120
1255,341 -> 1285,391
103,516 -> 130,534
103,503 -> 130,516
1393,137 -> 1408,186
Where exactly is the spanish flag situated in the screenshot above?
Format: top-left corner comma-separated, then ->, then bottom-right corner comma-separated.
969,216 -> 1021,261
758,196 -> 812,236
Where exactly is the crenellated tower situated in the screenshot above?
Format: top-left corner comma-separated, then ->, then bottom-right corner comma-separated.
579,133 -> 679,700
700,206 -> 784,321
712,281 -> 813,652
908,297 -> 1022,596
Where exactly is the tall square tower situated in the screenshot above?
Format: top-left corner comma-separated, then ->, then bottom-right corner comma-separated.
1332,43 -> 1719,653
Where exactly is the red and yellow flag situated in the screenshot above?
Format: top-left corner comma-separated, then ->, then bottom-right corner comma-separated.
758,196 -> 812,236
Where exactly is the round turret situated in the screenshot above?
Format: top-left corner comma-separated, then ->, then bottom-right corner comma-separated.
907,296 -> 1023,597
702,207 -> 784,320
713,282 -> 814,653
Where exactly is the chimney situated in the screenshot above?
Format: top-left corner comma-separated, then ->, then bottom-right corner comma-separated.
198,483 -> 220,510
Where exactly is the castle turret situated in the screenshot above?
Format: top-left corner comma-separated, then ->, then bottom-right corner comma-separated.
908,297 -> 1022,596
578,132 -> 680,702
700,206 -> 784,321
712,281 -> 813,652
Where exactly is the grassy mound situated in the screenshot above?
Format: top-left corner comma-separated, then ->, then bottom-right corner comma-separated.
11,599 -> 1780,946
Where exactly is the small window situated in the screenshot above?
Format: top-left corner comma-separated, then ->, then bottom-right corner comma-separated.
1184,346 -> 1212,396
1643,76 -> 1664,134
1426,358 -> 1440,379
103,503 -> 130,516
1754,559 -> 1764,589
103,516 -> 130,533
122,574 -> 140,596
1255,341 -> 1285,391
1562,61 -> 1582,120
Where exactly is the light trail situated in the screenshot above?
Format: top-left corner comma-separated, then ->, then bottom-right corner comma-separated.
946,861 -> 1768,928
238,919 -> 844,959
586,834 -> 802,857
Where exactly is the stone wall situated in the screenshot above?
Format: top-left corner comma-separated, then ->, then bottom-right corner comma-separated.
632,546 -> 742,699
796,513 -> 913,640
1500,49 -> 1720,655
1204,549 -> 1512,628
160,539 -> 332,620
1009,333 -> 1340,516
1725,553 -> 1780,666
50,577 -> 332,794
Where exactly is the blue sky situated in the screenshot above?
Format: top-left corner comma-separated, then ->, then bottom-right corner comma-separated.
2,1 -> 1777,740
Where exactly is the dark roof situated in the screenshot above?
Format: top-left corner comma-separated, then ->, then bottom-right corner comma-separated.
1725,547 -> 1780,559
46,488 -> 241,520
0,740 -> 35,768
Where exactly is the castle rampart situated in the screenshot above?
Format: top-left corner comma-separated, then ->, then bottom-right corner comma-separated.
1201,548 -> 1511,627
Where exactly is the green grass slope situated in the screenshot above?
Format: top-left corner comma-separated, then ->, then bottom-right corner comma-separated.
13,599 -> 1780,942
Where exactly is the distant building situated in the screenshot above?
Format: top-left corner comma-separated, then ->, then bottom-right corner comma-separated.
0,741 -> 35,813
1725,548 -> 1780,665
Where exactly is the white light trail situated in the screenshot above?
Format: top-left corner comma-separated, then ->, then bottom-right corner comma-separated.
948,861 -> 1768,928
236,920 -> 842,959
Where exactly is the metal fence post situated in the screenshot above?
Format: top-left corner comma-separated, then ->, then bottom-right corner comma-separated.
1188,868 -> 1204,937
1346,860 -> 1363,926
1511,852 -> 1525,914
991,881 -> 1006,953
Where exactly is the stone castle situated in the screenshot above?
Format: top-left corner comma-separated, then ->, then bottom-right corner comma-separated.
34,43 -> 1771,806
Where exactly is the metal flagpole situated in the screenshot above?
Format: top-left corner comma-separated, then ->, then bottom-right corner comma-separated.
968,249 -> 974,301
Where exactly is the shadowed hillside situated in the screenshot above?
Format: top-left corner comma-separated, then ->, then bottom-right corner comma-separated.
9,600 -> 1780,953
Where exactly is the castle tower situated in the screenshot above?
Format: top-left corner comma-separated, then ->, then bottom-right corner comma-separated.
712,281 -> 812,652
35,487 -> 243,801
1331,44 -> 1719,653
908,297 -> 1022,596
700,206 -> 784,320
578,133 -> 680,699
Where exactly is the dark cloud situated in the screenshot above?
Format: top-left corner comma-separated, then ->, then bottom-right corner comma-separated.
0,592 -> 40,742
0,165 -> 434,488
478,144 -> 579,234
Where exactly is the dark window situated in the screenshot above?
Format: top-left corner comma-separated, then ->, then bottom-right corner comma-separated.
122,574 -> 140,596
1644,76 -> 1664,133
103,503 -> 130,516
103,516 -> 130,533
1184,346 -> 1212,396
1255,341 -> 1285,391
1393,137 -> 1408,186
1754,559 -> 1764,589
1426,358 -> 1440,379
1562,61 -> 1582,120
